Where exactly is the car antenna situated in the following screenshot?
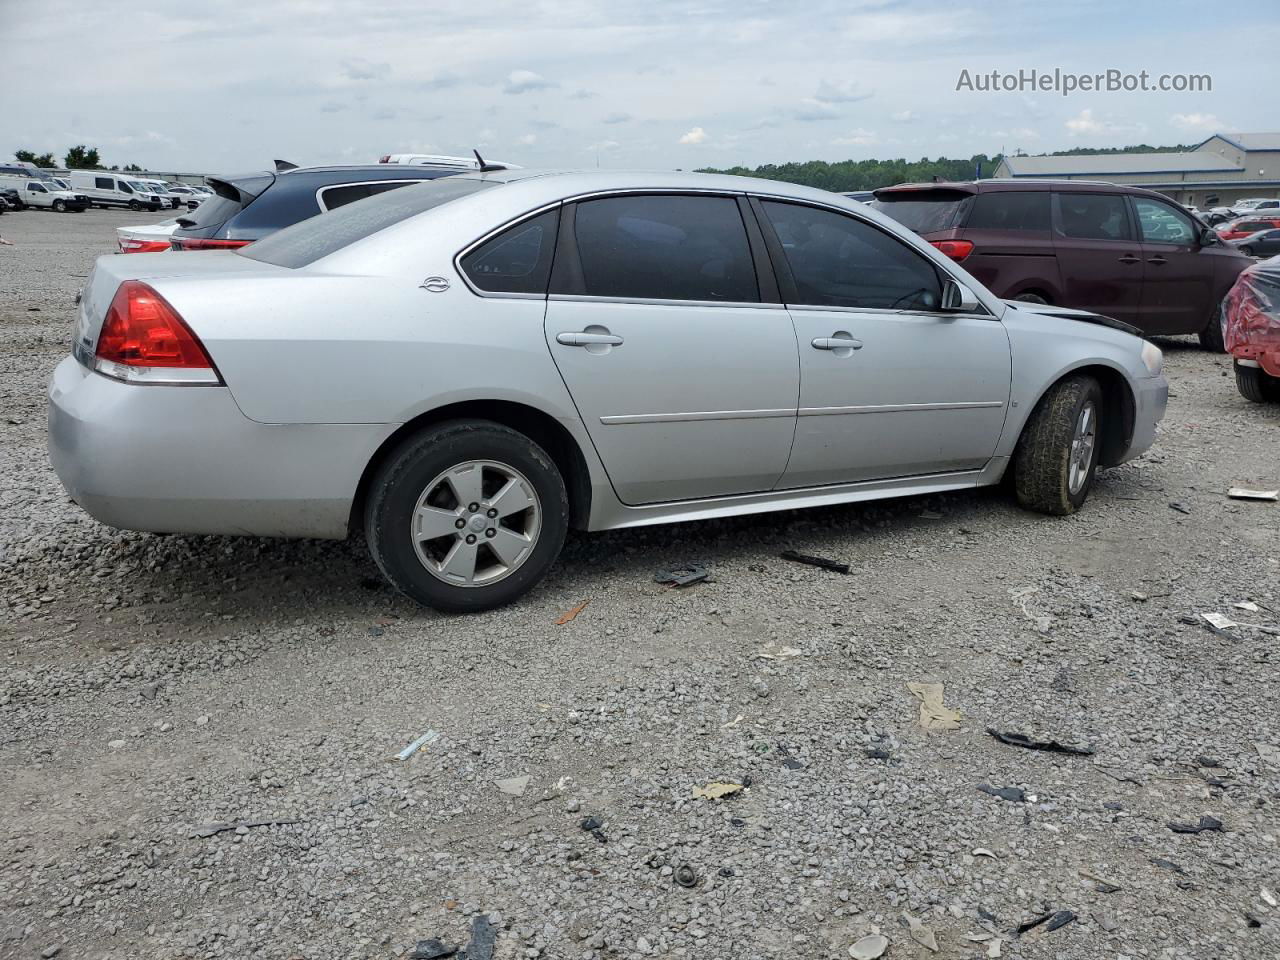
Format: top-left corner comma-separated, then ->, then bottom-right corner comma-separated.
274,159 -> 299,172
472,149 -> 506,173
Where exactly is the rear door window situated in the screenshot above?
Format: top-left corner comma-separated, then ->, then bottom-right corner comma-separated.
565,194 -> 759,302
1055,193 -> 1132,241
760,200 -> 942,311
965,191 -> 1051,231
461,209 -> 560,294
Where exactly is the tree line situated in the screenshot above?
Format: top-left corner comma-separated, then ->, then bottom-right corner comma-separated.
14,146 -> 142,172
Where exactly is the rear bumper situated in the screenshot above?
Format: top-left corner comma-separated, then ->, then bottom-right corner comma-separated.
47,356 -> 395,539
1120,374 -> 1168,463
1232,345 -> 1280,378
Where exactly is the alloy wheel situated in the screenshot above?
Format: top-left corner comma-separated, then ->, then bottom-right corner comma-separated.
1068,401 -> 1096,495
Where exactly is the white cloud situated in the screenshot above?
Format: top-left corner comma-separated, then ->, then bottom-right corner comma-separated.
832,128 -> 878,146
1171,112 -> 1221,133
890,109 -> 916,123
1065,109 -> 1144,137
341,57 -> 390,81
503,70 -> 556,94
319,101 -> 345,113
813,78 -> 873,104
517,133 -> 537,145
372,108 -> 397,121
587,139 -> 620,153
794,100 -> 841,122
678,126 -> 707,145
602,112 -> 632,125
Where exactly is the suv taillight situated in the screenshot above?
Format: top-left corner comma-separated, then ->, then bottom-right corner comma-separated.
93,281 -> 221,385
170,237 -> 252,251
930,239 -> 975,262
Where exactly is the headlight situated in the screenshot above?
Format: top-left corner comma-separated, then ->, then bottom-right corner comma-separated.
1140,341 -> 1163,377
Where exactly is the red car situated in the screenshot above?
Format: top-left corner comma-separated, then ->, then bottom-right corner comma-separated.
1224,260 -> 1280,402
872,180 -> 1251,350
1216,216 -> 1280,242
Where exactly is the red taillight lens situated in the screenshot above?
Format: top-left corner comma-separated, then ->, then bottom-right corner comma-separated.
118,237 -> 172,253
93,281 -> 221,384
170,237 -> 252,251
930,239 -> 975,262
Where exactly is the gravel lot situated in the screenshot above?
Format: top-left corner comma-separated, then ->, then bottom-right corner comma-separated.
2,207 -> 1279,960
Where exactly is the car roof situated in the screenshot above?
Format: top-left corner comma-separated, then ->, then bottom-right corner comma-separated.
875,178 -> 1179,201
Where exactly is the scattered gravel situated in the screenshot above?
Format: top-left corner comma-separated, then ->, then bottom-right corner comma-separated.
2,209 -> 1280,959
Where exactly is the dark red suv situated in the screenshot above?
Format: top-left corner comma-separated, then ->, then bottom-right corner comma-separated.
871,180 -> 1251,350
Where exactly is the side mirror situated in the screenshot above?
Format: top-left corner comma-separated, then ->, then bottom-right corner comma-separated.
941,278 -> 981,312
1199,227 -> 1220,246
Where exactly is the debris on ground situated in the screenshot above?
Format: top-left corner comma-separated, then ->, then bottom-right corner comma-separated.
865,747 -> 893,760
756,644 -> 802,660
907,681 -> 962,731
1169,501 -> 1192,514
977,783 -> 1026,803
556,600 -> 590,624
673,864 -> 698,888
1079,868 -> 1122,893
189,818 -> 301,839
394,729 -> 441,762
901,912 -> 939,952
579,815 -> 607,842
972,847 -> 999,859
965,933 -> 1004,958
1235,600 -> 1261,612
779,549 -> 850,574
848,933 -> 889,959
409,937 -> 457,959
1202,612 -> 1238,631
692,782 -> 743,800
495,775 -> 530,797
1169,814 -> 1224,834
987,728 -> 1095,756
457,914 -> 496,960
1227,487 -> 1279,501
1151,858 -> 1186,874
653,565 -> 709,588
1262,888 -> 1278,908
1015,910 -> 1076,937
721,714 -> 744,729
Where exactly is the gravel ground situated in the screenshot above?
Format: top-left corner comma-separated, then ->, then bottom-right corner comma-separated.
1,207 -> 1279,960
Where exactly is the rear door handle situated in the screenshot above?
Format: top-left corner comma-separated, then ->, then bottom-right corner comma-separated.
812,335 -> 863,351
1117,255 -> 1141,264
1146,256 -> 1168,265
557,332 -> 624,347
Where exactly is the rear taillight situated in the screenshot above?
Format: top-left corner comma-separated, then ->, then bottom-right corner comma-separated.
930,239 -> 975,262
93,281 -> 221,385
169,237 -> 252,251
118,238 -> 171,254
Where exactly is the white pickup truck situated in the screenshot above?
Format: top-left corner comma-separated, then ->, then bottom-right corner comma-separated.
0,176 -> 88,212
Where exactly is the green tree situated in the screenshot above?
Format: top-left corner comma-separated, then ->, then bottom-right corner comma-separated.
14,149 -> 56,168
123,163 -> 143,172
64,145 -> 103,169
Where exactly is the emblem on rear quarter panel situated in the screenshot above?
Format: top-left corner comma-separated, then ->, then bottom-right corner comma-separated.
420,277 -> 450,293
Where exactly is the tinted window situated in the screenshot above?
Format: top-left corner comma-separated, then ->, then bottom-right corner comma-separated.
966,191 -> 1051,231
570,195 -> 758,302
761,200 -> 942,311
241,177 -> 494,269
319,180 -> 417,211
461,209 -> 560,294
119,181 -> 133,194
869,192 -> 972,234
95,176 -> 112,189
28,183 -> 45,192
1133,198 -> 1197,244
1057,193 -> 1130,241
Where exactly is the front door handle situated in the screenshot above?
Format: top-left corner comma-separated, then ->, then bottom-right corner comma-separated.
557,331 -> 624,347
1146,256 -> 1168,265
812,334 -> 863,351
1117,255 -> 1141,264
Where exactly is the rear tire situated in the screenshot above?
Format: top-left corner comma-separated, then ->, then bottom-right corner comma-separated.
1013,292 -> 1048,305
365,421 -> 569,613
1199,300 -> 1227,352
1014,375 -> 1103,516
1235,362 -> 1280,403
1241,245 -> 1255,257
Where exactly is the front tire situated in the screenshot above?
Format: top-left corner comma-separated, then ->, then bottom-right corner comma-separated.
365,421 -> 569,613
1013,292 -> 1048,305
1014,375 -> 1103,516
1235,362 -> 1280,403
129,200 -> 141,211
1199,300 -> 1227,352
52,199 -> 66,212
1240,245 -> 1255,257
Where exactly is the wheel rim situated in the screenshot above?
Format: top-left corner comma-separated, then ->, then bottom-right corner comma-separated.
1068,401 -> 1097,495
410,459 -> 541,588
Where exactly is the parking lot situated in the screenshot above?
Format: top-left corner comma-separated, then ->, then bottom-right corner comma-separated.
2,208 -> 1279,958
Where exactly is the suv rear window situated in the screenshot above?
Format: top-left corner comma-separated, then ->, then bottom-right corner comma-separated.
240,177 -> 494,269
965,191 -> 1051,231
869,191 -> 973,234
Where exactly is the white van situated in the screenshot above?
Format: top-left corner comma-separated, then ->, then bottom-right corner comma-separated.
138,178 -> 181,209
68,171 -> 165,211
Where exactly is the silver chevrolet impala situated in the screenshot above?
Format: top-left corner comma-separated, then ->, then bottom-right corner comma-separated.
48,170 -> 1168,611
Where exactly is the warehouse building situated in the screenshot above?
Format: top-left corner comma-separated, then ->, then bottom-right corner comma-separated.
992,132 -> 1280,207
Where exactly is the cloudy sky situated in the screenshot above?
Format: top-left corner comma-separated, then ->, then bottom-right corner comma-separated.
4,0 -> 1277,173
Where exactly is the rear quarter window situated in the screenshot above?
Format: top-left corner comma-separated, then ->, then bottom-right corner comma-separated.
869,192 -> 973,234
965,191 -> 1051,231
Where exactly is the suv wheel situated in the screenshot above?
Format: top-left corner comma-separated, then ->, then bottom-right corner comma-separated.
1013,292 -> 1048,305
365,421 -> 569,613
1235,362 -> 1280,403
1014,375 -> 1103,515
1198,300 -> 1227,352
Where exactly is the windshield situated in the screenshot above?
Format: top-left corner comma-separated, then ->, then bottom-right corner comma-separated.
870,192 -> 973,234
127,181 -> 151,193
241,177 -> 495,269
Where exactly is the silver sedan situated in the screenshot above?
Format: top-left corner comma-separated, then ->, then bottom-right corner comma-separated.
48,170 -> 1168,611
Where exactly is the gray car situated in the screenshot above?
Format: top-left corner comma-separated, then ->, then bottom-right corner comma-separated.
48,170 -> 1168,611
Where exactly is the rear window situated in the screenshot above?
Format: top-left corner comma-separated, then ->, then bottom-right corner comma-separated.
965,191 -> 1051,231
179,192 -> 247,230
869,192 -> 973,234
240,177 -> 494,269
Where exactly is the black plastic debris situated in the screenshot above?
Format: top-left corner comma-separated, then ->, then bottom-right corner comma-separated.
977,907 -> 999,925
410,939 -> 457,959
865,747 -> 893,761
779,550 -> 850,574
1246,913 -> 1263,928
1169,501 -> 1192,515
1102,801 -> 1124,811
718,867 -> 735,877
1015,909 -> 1076,937
654,565 -> 708,588
579,815 -> 607,843
458,914 -> 496,960
674,864 -> 698,888
977,783 -> 1026,803
1196,755 -> 1223,768
1151,857 -> 1186,874
1169,815 -> 1224,834
987,728 -> 1095,756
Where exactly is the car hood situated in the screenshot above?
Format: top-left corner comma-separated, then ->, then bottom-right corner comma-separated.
1003,299 -> 1143,338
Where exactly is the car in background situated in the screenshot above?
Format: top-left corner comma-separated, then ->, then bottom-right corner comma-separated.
0,187 -> 21,211
843,191 -> 875,203
49,169 -> 1167,612
1231,198 -> 1280,214
1223,259 -> 1280,403
871,179 -> 1251,350
68,172 -> 165,211
378,153 -> 518,168
1216,216 -> 1280,242
167,161 -> 475,250
1228,228 -> 1280,259
14,178 -> 87,212
163,184 -> 205,209
116,217 -> 180,253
